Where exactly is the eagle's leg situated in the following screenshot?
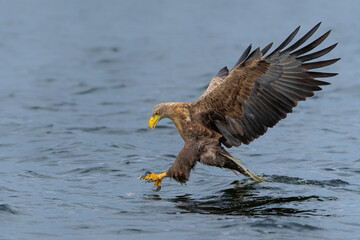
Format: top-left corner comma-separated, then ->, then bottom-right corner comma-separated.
224,154 -> 264,182
140,171 -> 167,191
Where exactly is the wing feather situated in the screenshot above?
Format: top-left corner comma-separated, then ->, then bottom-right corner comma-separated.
291,31 -> 331,56
197,66 -> 229,101
268,26 -> 300,57
297,43 -> 338,62
233,44 -> 252,68
261,42 -> 273,56
283,22 -> 321,52
302,58 -> 340,69
192,23 -> 339,147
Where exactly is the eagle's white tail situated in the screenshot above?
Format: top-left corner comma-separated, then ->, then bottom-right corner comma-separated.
221,153 -> 265,182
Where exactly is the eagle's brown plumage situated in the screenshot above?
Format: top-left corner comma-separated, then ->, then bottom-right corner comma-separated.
142,23 -> 339,191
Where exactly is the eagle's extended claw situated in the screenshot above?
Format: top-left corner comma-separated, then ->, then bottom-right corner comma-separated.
140,171 -> 151,179
140,172 -> 167,191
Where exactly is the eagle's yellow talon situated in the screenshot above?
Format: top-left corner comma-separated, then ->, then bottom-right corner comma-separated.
140,172 -> 167,191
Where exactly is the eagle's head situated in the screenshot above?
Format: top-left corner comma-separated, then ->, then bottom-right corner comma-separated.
149,103 -> 172,129
149,102 -> 188,129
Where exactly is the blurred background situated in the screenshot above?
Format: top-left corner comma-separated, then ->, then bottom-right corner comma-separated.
0,0 -> 359,239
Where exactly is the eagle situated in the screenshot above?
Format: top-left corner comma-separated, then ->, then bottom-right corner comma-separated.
140,23 -> 339,191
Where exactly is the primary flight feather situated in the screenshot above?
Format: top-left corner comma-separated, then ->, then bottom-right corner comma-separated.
141,23 -> 339,191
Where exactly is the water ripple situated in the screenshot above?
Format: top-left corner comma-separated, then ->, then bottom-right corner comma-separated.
0,204 -> 18,215
265,175 -> 349,187
75,87 -> 107,95
20,171 -> 54,179
64,166 -> 120,175
67,126 -> 128,135
250,219 -> 323,231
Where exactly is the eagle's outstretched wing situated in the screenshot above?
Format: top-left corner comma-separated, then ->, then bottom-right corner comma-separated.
192,22 -> 340,147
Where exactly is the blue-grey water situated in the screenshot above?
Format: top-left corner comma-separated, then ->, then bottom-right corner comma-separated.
0,1 -> 359,239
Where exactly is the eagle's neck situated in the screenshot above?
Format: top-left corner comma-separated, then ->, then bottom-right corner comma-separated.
165,103 -> 192,140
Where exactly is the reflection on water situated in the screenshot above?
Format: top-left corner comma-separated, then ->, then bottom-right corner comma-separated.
144,175 -> 342,217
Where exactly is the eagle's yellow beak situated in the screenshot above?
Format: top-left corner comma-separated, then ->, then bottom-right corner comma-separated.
149,115 -> 161,129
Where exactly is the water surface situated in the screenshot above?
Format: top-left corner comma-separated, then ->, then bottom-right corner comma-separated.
0,1 -> 359,239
